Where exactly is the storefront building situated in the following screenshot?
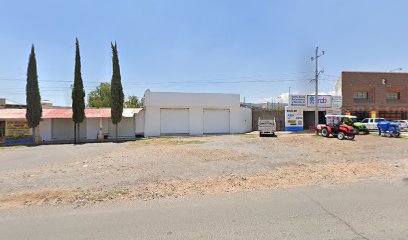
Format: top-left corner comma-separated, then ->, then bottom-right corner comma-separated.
0,108 -> 142,144
285,95 -> 342,132
338,71 -> 408,120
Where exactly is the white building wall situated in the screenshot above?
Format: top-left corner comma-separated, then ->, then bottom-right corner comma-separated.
86,118 -> 99,140
135,110 -> 145,136
189,107 -> 204,135
240,107 -> 252,133
109,117 -> 136,138
39,119 -> 52,141
143,92 -> 251,137
229,108 -> 241,134
144,107 -> 161,137
144,92 -> 240,108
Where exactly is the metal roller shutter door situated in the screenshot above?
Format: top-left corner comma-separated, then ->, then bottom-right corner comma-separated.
160,109 -> 189,134
203,109 -> 230,134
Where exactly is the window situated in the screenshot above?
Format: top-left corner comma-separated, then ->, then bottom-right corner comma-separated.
375,118 -> 385,123
353,92 -> 368,100
361,119 -> 368,123
386,92 -> 400,100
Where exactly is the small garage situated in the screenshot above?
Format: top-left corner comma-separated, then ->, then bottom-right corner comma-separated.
203,109 -> 230,134
143,91 -> 252,137
160,108 -> 189,135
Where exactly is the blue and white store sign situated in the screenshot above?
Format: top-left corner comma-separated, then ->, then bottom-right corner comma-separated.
284,107 -> 304,132
289,95 -> 307,107
307,95 -> 332,108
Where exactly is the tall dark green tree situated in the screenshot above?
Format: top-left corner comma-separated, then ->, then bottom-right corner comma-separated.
72,38 -> 85,144
110,42 -> 124,140
25,45 -> 42,143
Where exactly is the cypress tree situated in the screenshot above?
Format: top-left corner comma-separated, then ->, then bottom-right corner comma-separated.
110,42 -> 124,141
25,45 -> 42,143
72,38 -> 85,144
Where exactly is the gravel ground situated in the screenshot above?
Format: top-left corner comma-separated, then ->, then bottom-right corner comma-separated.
0,133 -> 407,209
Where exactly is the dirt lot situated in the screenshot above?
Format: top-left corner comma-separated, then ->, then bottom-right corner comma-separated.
1,133 -> 407,209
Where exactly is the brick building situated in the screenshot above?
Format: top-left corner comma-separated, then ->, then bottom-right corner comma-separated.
338,71 -> 408,120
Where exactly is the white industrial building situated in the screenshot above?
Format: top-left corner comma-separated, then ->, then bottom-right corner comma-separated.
0,91 -> 252,144
143,91 -> 252,137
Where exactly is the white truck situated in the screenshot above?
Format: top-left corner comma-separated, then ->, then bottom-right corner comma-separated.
360,118 -> 386,130
258,118 -> 277,137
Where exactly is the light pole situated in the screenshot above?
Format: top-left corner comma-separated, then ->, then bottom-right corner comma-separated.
288,86 -> 292,105
311,47 -> 325,134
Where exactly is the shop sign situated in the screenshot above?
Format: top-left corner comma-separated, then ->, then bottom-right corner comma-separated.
285,108 -> 303,127
289,95 -> 307,107
307,95 -> 332,108
332,96 -> 342,108
5,121 -> 33,143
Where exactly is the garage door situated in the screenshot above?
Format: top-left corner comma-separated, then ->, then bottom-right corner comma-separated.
160,109 -> 189,134
203,109 -> 230,134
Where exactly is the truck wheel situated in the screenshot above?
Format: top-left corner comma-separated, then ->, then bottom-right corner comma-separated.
321,128 -> 329,137
394,132 -> 401,138
337,132 -> 345,140
364,129 -> 370,135
385,132 -> 391,138
348,134 -> 355,140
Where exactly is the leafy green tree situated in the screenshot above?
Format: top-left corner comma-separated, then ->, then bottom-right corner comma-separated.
25,44 -> 42,143
110,42 -> 124,140
124,95 -> 141,108
87,82 -> 111,108
71,38 -> 86,144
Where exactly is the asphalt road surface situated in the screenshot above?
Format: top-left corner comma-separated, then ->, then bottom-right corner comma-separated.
1,179 -> 407,240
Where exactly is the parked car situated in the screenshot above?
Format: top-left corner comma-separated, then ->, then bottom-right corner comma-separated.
360,118 -> 386,130
392,120 -> 408,131
341,115 -> 370,134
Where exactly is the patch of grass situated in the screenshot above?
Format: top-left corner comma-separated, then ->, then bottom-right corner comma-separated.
241,134 -> 257,138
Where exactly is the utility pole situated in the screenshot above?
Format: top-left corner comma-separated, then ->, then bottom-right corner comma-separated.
288,86 -> 291,105
311,47 -> 325,134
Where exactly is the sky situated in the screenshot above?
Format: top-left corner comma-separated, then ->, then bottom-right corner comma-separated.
1,0 -> 408,106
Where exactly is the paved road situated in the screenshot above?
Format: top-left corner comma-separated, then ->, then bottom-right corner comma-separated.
1,179 -> 407,240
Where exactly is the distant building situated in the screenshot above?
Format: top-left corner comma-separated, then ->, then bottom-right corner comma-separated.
338,71 -> 408,120
0,98 -> 26,109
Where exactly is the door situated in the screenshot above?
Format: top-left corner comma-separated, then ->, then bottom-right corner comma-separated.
203,109 -> 230,134
160,109 -> 189,134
